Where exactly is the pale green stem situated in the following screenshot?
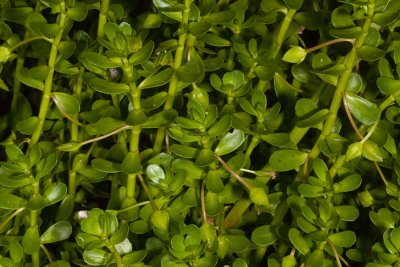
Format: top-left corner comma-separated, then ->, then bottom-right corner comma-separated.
272,8 -> 297,59
308,0 -> 375,161
30,2 -> 67,146
97,0 -> 110,38
153,0 -> 191,153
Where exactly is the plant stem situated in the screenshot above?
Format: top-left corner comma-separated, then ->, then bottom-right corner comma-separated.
308,0 -> 375,161
215,155 -> 252,191
272,8 -> 297,59
0,207 -> 25,231
30,2 -> 67,146
97,0 -> 110,38
201,180 -> 208,223
342,93 -> 363,140
114,201 -> 150,214
153,0 -> 191,153
305,38 -> 355,54
41,244 -> 55,267
9,36 -> 52,53
80,125 -> 132,146
137,174 -> 157,212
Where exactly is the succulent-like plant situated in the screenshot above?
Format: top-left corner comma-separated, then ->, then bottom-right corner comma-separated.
1,0 -> 400,266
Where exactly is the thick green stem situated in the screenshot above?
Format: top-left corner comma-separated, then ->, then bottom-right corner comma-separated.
97,0 -> 110,38
308,0 -> 375,161
153,0 -> 191,153
30,2 -> 67,146
272,9 -> 297,59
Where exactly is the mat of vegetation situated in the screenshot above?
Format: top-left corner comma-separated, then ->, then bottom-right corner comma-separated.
0,0 -> 400,266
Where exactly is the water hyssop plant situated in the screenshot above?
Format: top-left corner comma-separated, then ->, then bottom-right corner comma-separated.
1,0 -> 400,266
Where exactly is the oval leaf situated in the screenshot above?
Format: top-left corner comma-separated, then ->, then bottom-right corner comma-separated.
269,150 -> 308,172
40,221 -> 72,244
345,93 -> 380,125
215,129 -> 245,156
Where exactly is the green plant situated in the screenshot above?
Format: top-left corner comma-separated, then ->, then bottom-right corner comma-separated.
1,0 -> 400,266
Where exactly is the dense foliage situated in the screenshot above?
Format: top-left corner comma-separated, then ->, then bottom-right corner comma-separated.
1,0 -> 400,266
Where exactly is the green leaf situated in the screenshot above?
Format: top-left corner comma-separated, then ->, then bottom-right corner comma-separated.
346,142 -> 363,161
121,152 -> 141,174
376,76 -> 400,95
89,78 -> 130,94
208,115 -> 231,136
283,0 -> 303,9
269,150 -> 307,172
346,72 -> 363,94
83,249 -> 109,266
205,192 -> 222,216
110,223 -> 129,245
200,33 -> 231,47
83,51 -> 121,68
22,227 -> 40,254
52,92 -> 80,115
331,6 -> 354,28
345,93 -> 380,125
153,0 -> 185,12
215,129 -> 245,156
195,148 -> 215,167
362,140 -> 383,162
298,184 -> 324,197
40,221 -> 72,244
249,187 -> 269,205
358,46 -> 385,61
0,22 -> 12,40
189,22 -> 211,36
328,231 -> 356,248
138,68 -> 175,90
16,67 -> 45,91
101,211 -> 119,236
86,117 -> 126,135
151,210 -> 169,232
146,164 -> 165,184
58,40 -> 76,58
206,170 -> 224,193
282,46 -> 307,64
2,7 -> 34,25
202,10 -> 236,24
16,116 -> 39,135
91,158 -> 121,173
141,92 -> 168,110
9,240 -> 23,264
335,205 -> 359,221
0,193 -> 27,209
223,235 -> 250,253
170,144 -> 200,158
288,228 -> 310,255
329,27 -> 363,39
67,2 -> 88,22
297,109 -> 329,128
141,110 -> 177,128
251,225 -> 278,246
81,219 -> 103,237
43,182 -> 67,206
129,41 -> 154,65
56,142 -> 82,152
223,70 -> 246,89
260,133 -> 291,147
123,250 -> 148,264
370,208 -> 395,229
333,174 -> 362,193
